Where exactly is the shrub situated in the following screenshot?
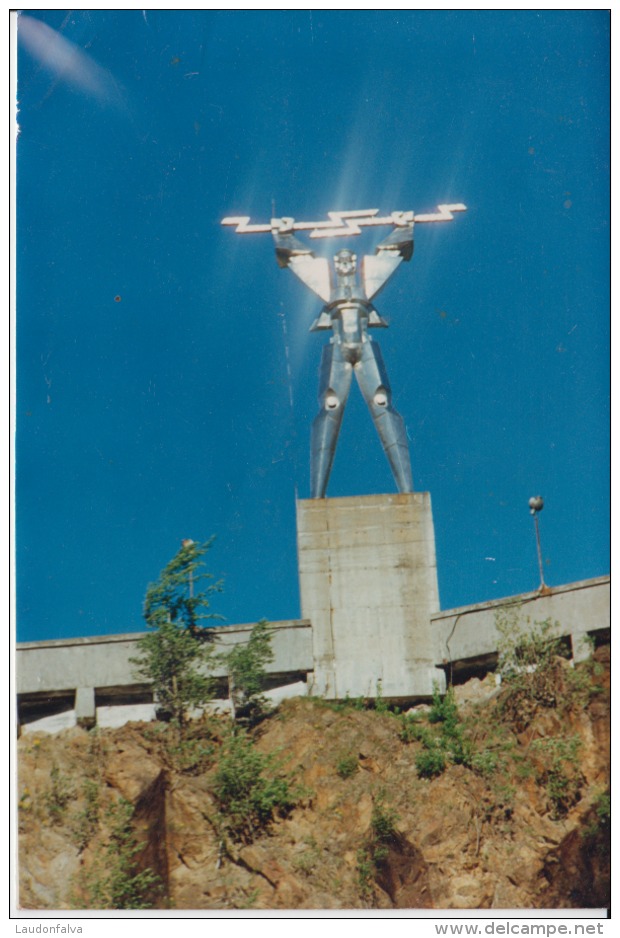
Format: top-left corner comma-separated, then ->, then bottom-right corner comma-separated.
213,729 -> 299,841
470,748 -> 499,777
45,765 -> 73,823
72,778 -> 100,850
73,799 -> 162,909
399,708 -> 438,743
496,608 -> 566,727
594,792 -> 611,825
221,619 -> 274,724
408,685 -> 474,776
428,684 -> 459,730
373,681 -> 390,713
565,658 -> 604,706
356,793 -> 400,901
399,714 -> 424,743
371,795 -> 399,842
581,791 -> 611,858
336,754 -> 358,779
415,747 -> 446,778
356,848 -> 374,899
163,724 -> 216,773
531,735 -> 582,819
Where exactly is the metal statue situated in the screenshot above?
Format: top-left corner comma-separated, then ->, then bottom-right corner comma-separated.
222,206 -> 466,498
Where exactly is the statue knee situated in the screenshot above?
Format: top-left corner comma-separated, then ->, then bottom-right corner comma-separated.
372,386 -> 390,409
322,388 -> 342,412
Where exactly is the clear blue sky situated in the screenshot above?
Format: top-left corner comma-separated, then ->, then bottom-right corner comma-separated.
16,10 -> 609,643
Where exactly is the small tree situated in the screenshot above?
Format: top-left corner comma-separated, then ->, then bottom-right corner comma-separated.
131,539 -> 222,727
143,538 -> 222,637
222,619 -> 274,723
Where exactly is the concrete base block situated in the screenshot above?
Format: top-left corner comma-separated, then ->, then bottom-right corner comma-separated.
96,703 -> 158,729
21,711 -> 77,735
263,680 -> 308,705
297,493 -> 441,700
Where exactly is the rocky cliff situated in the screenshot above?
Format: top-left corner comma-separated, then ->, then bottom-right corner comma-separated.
17,646 -> 610,911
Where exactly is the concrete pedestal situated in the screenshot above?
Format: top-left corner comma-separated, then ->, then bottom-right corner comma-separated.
297,493 -> 445,700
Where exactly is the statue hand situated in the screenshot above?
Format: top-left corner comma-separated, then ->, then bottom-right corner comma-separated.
390,211 -> 414,227
271,216 -> 295,234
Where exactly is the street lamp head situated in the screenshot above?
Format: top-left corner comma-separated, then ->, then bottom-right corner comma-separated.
528,496 -> 544,515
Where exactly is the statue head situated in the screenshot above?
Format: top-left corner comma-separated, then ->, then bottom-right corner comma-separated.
334,249 -> 357,277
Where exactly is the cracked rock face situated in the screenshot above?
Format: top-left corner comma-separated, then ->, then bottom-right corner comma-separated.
18,648 -> 610,911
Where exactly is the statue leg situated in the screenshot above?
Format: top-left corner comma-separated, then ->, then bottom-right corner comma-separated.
354,339 -> 414,493
311,342 -> 352,498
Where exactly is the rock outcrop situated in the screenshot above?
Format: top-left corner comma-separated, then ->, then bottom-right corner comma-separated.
17,647 -> 610,910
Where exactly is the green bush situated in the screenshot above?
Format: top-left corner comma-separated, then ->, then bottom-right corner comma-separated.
428,684 -> 459,729
470,748 -> 499,777
72,778 -> 100,850
565,658 -> 604,705
594,792 -> 611,825
356,793 -> 400,901
45,765 -> 73,823
449,730 -> 474,767
581,791 -> 610,857
220,619 -> 274,724
356,848 -> 374,899
336,754 -> 358,779
213,730 -> 299,841
73,799 -> 162,909
373,681 -> 390,713
165,728 -> 215,773
399,714 -> 424,743
415,747 -> 446,778
496,608 -> 566,726
407,685 -> 475,776
531,735 -> 582,819
371,796 -> 399,842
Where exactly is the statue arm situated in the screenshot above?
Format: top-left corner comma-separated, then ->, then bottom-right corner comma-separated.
375,217 -> 414,261
362,217 -> 414,301
272,219 -> 331,303
271,218 -> 313,267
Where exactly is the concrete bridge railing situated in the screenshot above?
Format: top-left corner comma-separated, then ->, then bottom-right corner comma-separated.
16,619 -> 313,732
16,575 -> 610,734
431,575 -> 610,679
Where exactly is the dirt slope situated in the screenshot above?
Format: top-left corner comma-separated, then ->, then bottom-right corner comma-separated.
17,646 -> 610,911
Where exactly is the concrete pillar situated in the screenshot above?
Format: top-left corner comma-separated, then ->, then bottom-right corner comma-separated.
297,492 -> 445,700
75,686 -> 96,729
571,631 -> 595,663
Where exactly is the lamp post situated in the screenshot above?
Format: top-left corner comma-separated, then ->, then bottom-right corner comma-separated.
181,538 -> 195,598
528,496 -> 549,593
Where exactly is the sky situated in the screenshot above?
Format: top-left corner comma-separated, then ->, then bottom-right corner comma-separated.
15,9 -> 609,644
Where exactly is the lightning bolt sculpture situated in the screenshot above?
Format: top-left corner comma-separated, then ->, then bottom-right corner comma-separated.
222,204 -> 466,238
221,204 -> 467,497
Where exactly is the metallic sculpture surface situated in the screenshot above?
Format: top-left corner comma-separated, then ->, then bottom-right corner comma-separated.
222,206 -> 466,498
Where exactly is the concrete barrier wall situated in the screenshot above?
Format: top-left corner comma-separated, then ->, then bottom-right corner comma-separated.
16,575 -> 610,732
17,619 -> 314,697
431,576 -> 610,674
